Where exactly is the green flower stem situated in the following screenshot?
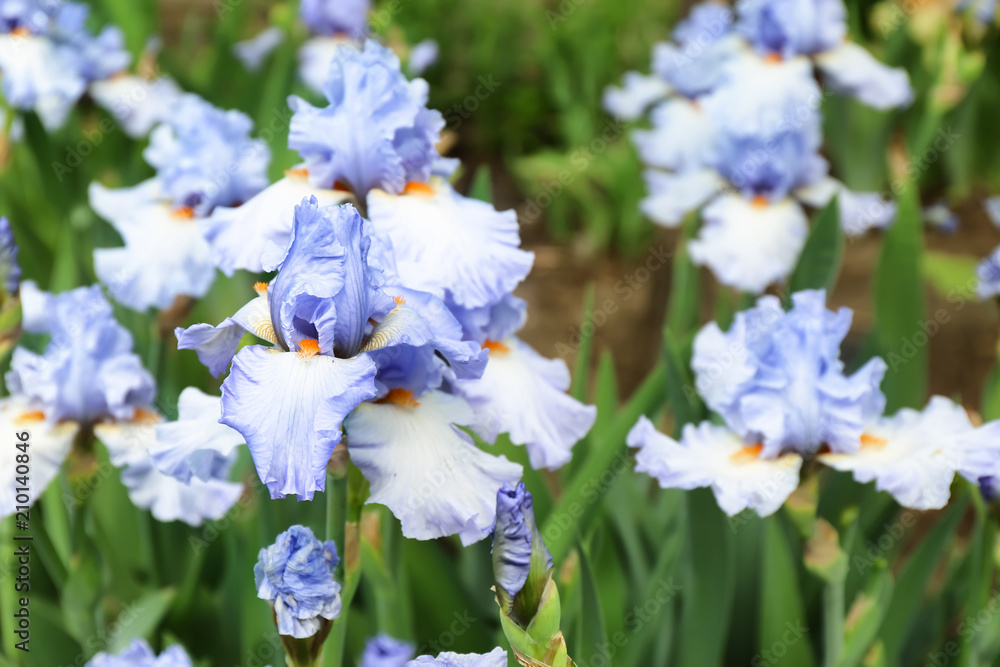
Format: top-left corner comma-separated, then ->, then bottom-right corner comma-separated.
822,578 -> 845,667
0,516 -> 15,658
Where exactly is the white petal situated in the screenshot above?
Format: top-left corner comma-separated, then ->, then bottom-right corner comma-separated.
89,75 -> 184,138
298,36 -> 354,94
0,34 -> 86,130
640,168 -> 723,227
199,175 -> 351,276
602,71 -> 670,121
346,391 -> 523,545
819,396 -> 972,510
367,179 -> 534,309
632,98 -> 715,172
149,388 -> 245,483
94,202 -> 216,311
795,177 -> 896,235
121,460 -> 243,526
627,417 -> 801,517
454,338 -> 596,470
94,411 -> 162,468
89,179 -> 165,232
0,399 -> 78,518
689,194 -> 808,293
815,42 -> 913,110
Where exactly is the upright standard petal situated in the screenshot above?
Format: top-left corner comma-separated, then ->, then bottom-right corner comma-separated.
85,638 -> 193,667
819,397 -> 974,510
346,390 -> 523,545
0,399 -> 78,518
815,42 -> 914,110
692,290 -> 887,456
454,337 -> 596,470
628,417 -> 802,517
688,195 -> 809,293
149,387 -> 245,483
300,0 -> 371,38
221,346 -> 378,500
736,0 -> 845,58
288,40 -> 443,196
368,180 -> 534,308
144,94 -> 271,215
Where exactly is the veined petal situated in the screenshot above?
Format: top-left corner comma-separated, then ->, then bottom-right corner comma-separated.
199,174 -> 351,276
174,285 -> 274,377
454,337 -> 596,470
628,417 -> 802,517
815,42 -> 914,110
221,345 -> 378,500
367,179 -> 534,309
0,399 -> 78,518
149,388 -> 245,483
689,194 -> 808,293
639,168 -> 722,227
819,396 -> 972,510
346,391 -> 523,545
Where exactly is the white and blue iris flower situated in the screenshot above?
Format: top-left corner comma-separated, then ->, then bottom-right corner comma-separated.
289,40 -> 445,198
91,95 -> 270,310
820,396 -> 1000,510
628,417 -> 804,517
255,525 -> 342,639
407,648 -> 508,667
360,635 -> 415,667
85,638 -> 193,667
643,57 -> 895,292
692,290 -> 887,458
737,0 -> 913,109
180,198 -> 493,509
0,0 -> 129,130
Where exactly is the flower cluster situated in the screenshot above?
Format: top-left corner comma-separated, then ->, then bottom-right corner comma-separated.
0,283 -> 244,526
90,93 -> 270,311
0,0 -> 129,130
628,289 -> 1000,515
605,0 -> 910,293
172,40 -> 595,548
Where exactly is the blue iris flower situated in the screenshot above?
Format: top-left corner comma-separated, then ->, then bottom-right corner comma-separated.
692,289 -> 887,457
0,216 -> 20,294
144,94 -> 271,216
288,40 -> 444,197
7,284 -> 155,424
361,635 -> 415,667
85,638 -> 192,667
300,0 -> 370,38
490,482 -> 552,605
254,525 -> 342,639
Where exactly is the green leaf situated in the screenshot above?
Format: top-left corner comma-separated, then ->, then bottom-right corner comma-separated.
468,165 -> 494,202
840,568 -> 894,667
677,489 -> 735,667
572,543 -> 608,666
873,186 -> 927,412
109,589 -> 177,654
571,284 -> 596,402
879,494 -> 969,662
663,330 -> 703,434
922,251 -> 979,300
790,197 -> 844,294
760,516 -> 816,667
665,212 -> 702,337
592,349 -> 619,440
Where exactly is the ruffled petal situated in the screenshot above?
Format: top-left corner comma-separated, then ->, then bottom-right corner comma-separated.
632,98 -> 716,172
346,391 -> 523,545
602,71 -> 670,121
454,337 -> 596,470
221,346 -> 378,500
815,42 -> 914,110
407,648 -> 508,667
640,168 -> 722,227
367,179 -> 533,309
628,417 -> 802,517
149,388 -> 245,483
88,75 -> 183,138
689,194 -> 808,293
121,460 -> 243,526
199,174 -> 352,276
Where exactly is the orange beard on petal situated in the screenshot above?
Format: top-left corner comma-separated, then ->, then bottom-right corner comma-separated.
379,388 -> 420,408
730,443 -> 764,463
483,340 -> 510,355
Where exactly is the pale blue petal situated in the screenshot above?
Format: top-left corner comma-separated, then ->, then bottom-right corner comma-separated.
361,635 -> 415,667
407,648 -> 508,667
234,26 -> 284,71
149,388 -> 245,483
816,42 -> 914,110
